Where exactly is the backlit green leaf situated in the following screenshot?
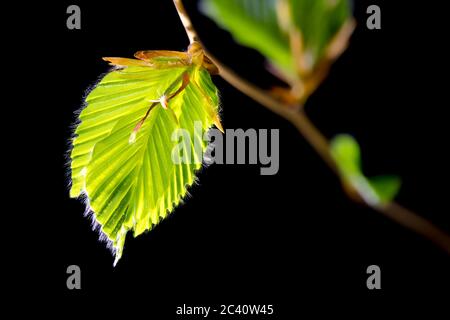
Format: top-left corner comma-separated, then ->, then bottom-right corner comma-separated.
70,53 -> 221,264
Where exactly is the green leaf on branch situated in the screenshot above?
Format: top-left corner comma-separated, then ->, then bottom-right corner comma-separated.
201,0 -> 352,76
201,0 -> 292,71
70,47 -> 222,264
289,0 -> 351,67
330,134 -> 401,205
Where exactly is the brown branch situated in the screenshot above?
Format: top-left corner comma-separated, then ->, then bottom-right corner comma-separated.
173,0 -> 199,43
377,203 -> 450,254
216,57 -> 450,254
173,0 -> 450,254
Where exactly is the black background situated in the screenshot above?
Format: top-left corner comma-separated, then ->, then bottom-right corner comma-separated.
11,0 -> 450,315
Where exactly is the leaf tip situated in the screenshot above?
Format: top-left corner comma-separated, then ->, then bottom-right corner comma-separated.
214,116 -> 224,133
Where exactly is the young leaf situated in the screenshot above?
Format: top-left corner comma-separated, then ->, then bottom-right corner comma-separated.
201,0 -> 352,75
289,0 -> 351,68
368,175 -> 402,204
329,134 -> 361,178
201,0 -> 292,71
330,134 -> 401,205
70,46 -> 222,264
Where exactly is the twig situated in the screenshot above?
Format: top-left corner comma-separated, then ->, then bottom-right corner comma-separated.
377,203 -> 450,254
173,0 -> 199,43
173,0 -> 450,254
